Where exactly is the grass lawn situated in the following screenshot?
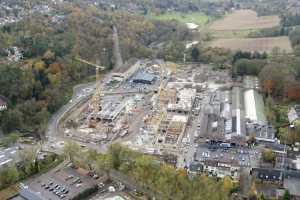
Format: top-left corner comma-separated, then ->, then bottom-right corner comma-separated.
147,12 -> 211,28
0,184 -> 20,200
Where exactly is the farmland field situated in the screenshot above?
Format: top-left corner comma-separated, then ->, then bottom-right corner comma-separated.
208,36 -> 293,53
148,12 -> 210,28
210,9 -> 280,31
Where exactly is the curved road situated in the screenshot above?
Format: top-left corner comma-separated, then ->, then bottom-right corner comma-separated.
46,82 -> 96,144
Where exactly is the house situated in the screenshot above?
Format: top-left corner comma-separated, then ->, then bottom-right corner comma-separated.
251,168 -> 283,184
200,159 -> 240,181
288,105 -> 300,123
0,96 -> 7,111
265,143 -> 290,155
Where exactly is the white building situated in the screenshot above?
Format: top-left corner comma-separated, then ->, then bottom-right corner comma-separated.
167,88 -> 196,113
244,89 -> 267,125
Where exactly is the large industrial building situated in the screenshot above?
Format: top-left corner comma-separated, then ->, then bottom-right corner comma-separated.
244,89 -> 267,125
231,87 -> 246,137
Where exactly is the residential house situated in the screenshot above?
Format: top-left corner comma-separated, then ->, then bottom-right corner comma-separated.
200,159 -> 240,181
251,168 -> 283,184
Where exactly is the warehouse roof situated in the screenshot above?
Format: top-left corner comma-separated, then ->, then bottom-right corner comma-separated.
244,89 -> 266,125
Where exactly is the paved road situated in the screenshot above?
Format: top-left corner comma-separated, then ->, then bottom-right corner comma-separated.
177,114 -> 198,169
113,26 -> 123,69
46,82 -> 96,145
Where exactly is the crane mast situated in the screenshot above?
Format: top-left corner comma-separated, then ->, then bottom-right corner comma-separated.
91,66 -> 102,112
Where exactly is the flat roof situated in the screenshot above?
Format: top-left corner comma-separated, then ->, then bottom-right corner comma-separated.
244,89 -> 266,124
133,71 -> 156,82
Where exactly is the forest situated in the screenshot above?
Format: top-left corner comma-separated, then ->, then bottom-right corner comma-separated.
0,3 -> 191,138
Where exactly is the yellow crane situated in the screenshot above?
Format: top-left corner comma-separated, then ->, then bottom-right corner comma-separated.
75,57 -> 105,128
154,62 -> 177,135
155,62 -> 179,151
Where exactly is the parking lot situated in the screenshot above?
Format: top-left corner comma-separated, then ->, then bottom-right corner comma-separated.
27,163 -> 99,200
195,142 -> 262,168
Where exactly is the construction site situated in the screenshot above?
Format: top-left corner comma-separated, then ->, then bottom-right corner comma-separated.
61,59 -> 201,154
61,58 -> 274,170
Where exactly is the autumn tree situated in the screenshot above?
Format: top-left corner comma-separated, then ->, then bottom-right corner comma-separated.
262,149 -> 276,163
248,182 -> 258,200
63,141 -> 81,163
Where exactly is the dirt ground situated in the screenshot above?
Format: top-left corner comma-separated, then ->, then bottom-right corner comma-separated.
208,36 -> 293,53
209,9 -> 280,31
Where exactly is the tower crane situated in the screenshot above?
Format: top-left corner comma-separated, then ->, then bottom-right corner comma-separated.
75,57 -> 105,128
154,62 -> 177,135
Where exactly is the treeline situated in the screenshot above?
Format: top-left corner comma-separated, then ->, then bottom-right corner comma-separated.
64,142 -> 233,200
282,14 -> 300,27
231,51 -> 300,102
0,150 -> 62,189
186,46 -> 232,68
232,52 -> 300,143
0,51 -> 86,137
248,26 -> 287,38
95,0 -> 233,17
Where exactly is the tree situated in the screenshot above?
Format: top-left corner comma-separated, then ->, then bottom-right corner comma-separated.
2,132 -> 20,147
95,154 -> 112,178
259,62 -> 295,97
233,59 -> 266,76
258,193 -> 266,200
262,149 -> 275,163
283,190 -> 291,200
63,141 -> 81,162
0,164 -> 19,188
1,109 -> 24,133
163,41 -> 185,62
84,149 -> 99,170
18,146 -> 39,175
222,176 -> 234,194
191,47 -> 200,62
248,182 -> 258,200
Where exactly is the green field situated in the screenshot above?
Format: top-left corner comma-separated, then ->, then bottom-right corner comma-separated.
147,12 -> 211,28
